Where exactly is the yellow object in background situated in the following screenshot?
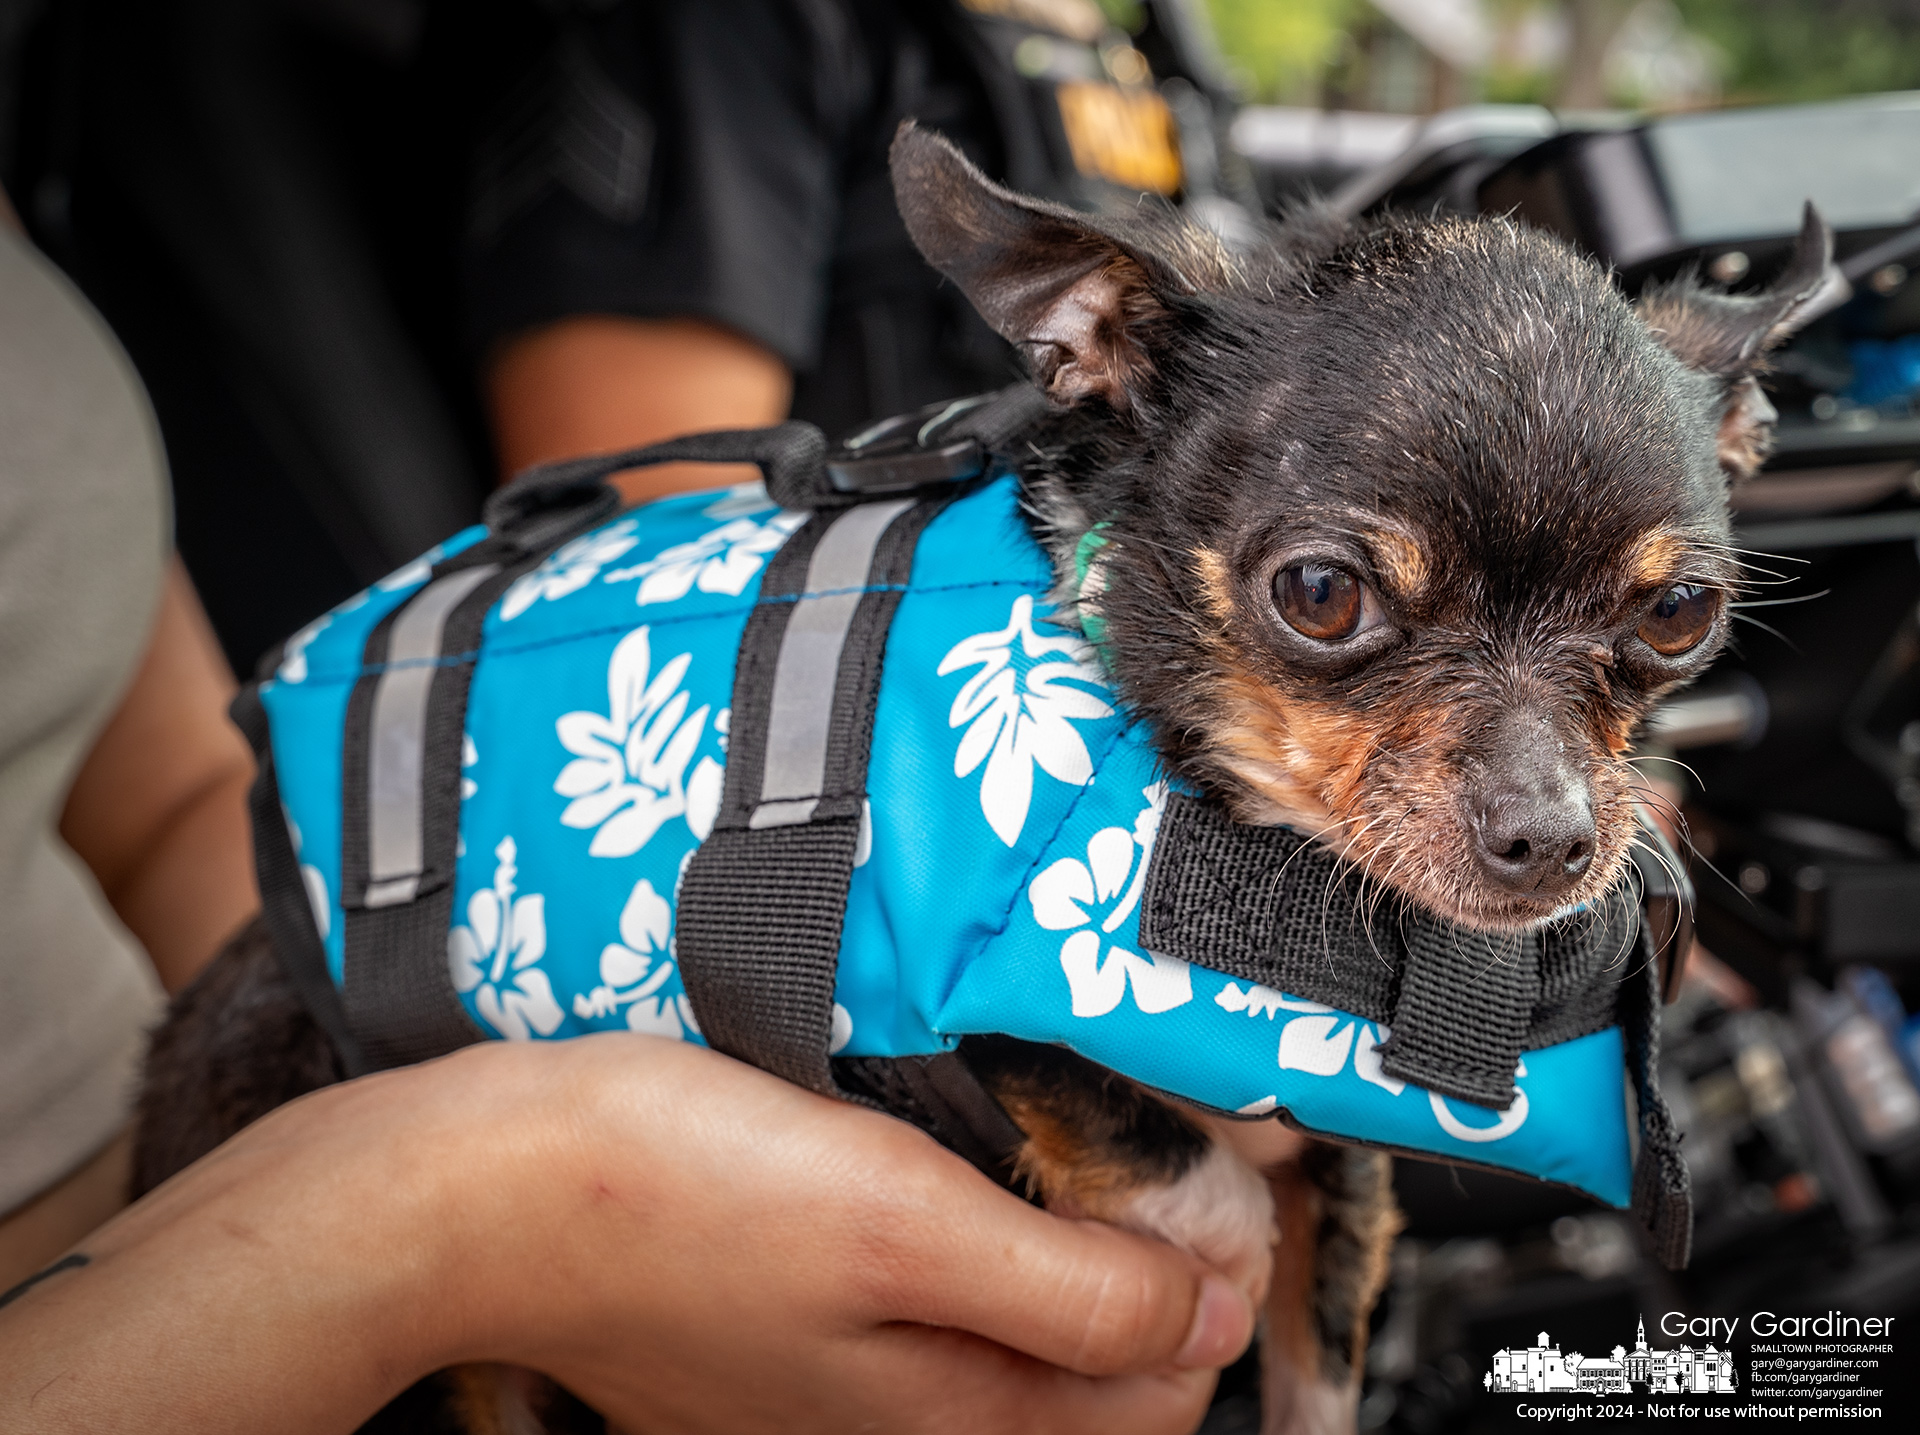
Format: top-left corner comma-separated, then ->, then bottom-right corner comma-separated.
1055,81 -> 1184,195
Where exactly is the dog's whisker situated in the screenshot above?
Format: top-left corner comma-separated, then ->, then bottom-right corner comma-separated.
1625,789 -> 1691,835
1599,864 -> 1649,970
1729,611 -> 1800,650
1623,751 -> 1704,785
1262,813 -> 1366,917
1731,590 -> 1829,608
1315,812 -> 1396,977
1623,777 -> 1692,820
1349,815 -> 1409,971
1625,825 -> 1685,882
1626,831 -> 1692,905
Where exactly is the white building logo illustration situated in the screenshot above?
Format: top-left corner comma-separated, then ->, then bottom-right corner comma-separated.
1486,1318 -> 1736,1396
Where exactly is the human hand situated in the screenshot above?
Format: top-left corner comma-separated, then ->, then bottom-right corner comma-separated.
443,1035 -> 1255,1434
2,1035 -> 1251,1434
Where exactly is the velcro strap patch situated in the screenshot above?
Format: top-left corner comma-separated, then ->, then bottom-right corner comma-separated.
1138,792 -> 1640,1109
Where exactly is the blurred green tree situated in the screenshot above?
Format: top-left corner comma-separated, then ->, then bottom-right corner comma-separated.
1204,0 -> 1920,110
1674,0 -> 1920,103
1205,0 -> 1361,102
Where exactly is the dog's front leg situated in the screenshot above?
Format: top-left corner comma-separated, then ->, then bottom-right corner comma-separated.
1257,1144 -> 1400,1435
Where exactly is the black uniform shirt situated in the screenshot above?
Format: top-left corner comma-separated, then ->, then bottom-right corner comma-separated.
465,0 -> 1027,439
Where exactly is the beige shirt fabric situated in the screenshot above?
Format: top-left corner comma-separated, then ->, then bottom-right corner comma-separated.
0,225 -> 168,1217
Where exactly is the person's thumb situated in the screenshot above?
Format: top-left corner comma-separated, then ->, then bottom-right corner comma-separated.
888,1166 -> 1255,1377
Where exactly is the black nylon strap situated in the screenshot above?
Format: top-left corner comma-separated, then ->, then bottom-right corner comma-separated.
1135,795 -> 1407,1023
339,564 -> 518,1069
677,822 -> 862,1091
834,1052 -> 1030,1191
676,497 -> 948,1094
486,422 -> 830,520
232,684 -> 368,1078
1139,792 -> 1640,1109
1385,924 -> 1540,1109
1139,790 -> 1693,1261
1624,934 -> 1693,1269
330,455 -> 661,1067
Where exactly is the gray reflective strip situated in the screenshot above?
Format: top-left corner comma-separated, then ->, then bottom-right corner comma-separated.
748,797 -> 821,829
751,499 -> 912,827
365,565 -> 498,906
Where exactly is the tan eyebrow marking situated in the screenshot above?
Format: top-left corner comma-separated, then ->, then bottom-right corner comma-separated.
1626,528 -> 1690,589
1195,545 -> 1236,621
1361,525 -> 1429,602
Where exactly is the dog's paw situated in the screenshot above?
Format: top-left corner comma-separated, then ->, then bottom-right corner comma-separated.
1259,1376 -> 1358,1435
1103,1138 -> 1278,1303
1032,1135 -> 1278,1305
972,1041 -> 1280,1304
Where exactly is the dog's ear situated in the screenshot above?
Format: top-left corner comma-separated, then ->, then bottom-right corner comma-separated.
1637,204 -> 1835,480
891,122 -> 1189,411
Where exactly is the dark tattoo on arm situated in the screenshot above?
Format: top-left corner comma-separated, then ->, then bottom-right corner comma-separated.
0,1253 -> 90,1310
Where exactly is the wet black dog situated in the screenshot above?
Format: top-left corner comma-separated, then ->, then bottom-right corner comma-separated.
137,125 -> 1828,1433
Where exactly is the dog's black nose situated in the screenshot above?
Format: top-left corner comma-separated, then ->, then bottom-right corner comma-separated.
1472,789 -> 1596,896
1468,712 -> 1598,899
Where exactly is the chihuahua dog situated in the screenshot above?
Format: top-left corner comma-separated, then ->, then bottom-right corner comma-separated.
136,125 -> 1826,1434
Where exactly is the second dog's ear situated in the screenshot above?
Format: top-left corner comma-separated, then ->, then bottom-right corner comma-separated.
1637,204 -> 1835,480
890,122 -> 1180,411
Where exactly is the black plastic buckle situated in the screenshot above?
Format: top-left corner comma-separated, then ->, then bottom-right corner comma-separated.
824,394 -> 994,497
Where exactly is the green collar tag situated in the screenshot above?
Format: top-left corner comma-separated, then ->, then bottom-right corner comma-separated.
1073,523 -> 1112,646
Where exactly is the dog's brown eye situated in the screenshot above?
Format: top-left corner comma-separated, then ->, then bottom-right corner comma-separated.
1276,563 -> 1364,640
1638,583 -> 1719,655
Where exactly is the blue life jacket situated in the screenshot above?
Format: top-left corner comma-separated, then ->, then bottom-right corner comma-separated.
240,407 -> 1693,1266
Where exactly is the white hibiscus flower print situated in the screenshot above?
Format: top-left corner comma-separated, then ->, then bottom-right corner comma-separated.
938,595 -> 1115,846
554,626 -> 725,856
571,878 -> 701,1039
278,613 -> 330,684
604,510 -> 806,606
1029,786 -> 1188,1018
700,481 -> 778,520
374,541 -> 447,594
499,519 -> 641,620
1216,982 -> 1406,1093
1430,1061 -> 1529,1142
283,810 -> 329,941
278,542 -> 449,682
449,836 -> 563,1040
456,735 -> 479,858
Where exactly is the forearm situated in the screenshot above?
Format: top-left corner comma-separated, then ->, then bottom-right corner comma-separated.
3,1037 -> 1246,1435
60,559 -> 258,993
0,1070 -> 473,1433
92,761 -> 257,993
488,315 -> 792,504
0,1133 -> 134,1294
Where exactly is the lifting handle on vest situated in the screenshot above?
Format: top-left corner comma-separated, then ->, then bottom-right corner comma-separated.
485,423 -> 830,533
825,385 -> 1051,497
484,383 -> 1055,536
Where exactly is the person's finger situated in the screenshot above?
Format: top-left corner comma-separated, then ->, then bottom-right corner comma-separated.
873,1151 -> 1256,1378
850,1323 -> 1222,1435
579,1329 -> 1218,1435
